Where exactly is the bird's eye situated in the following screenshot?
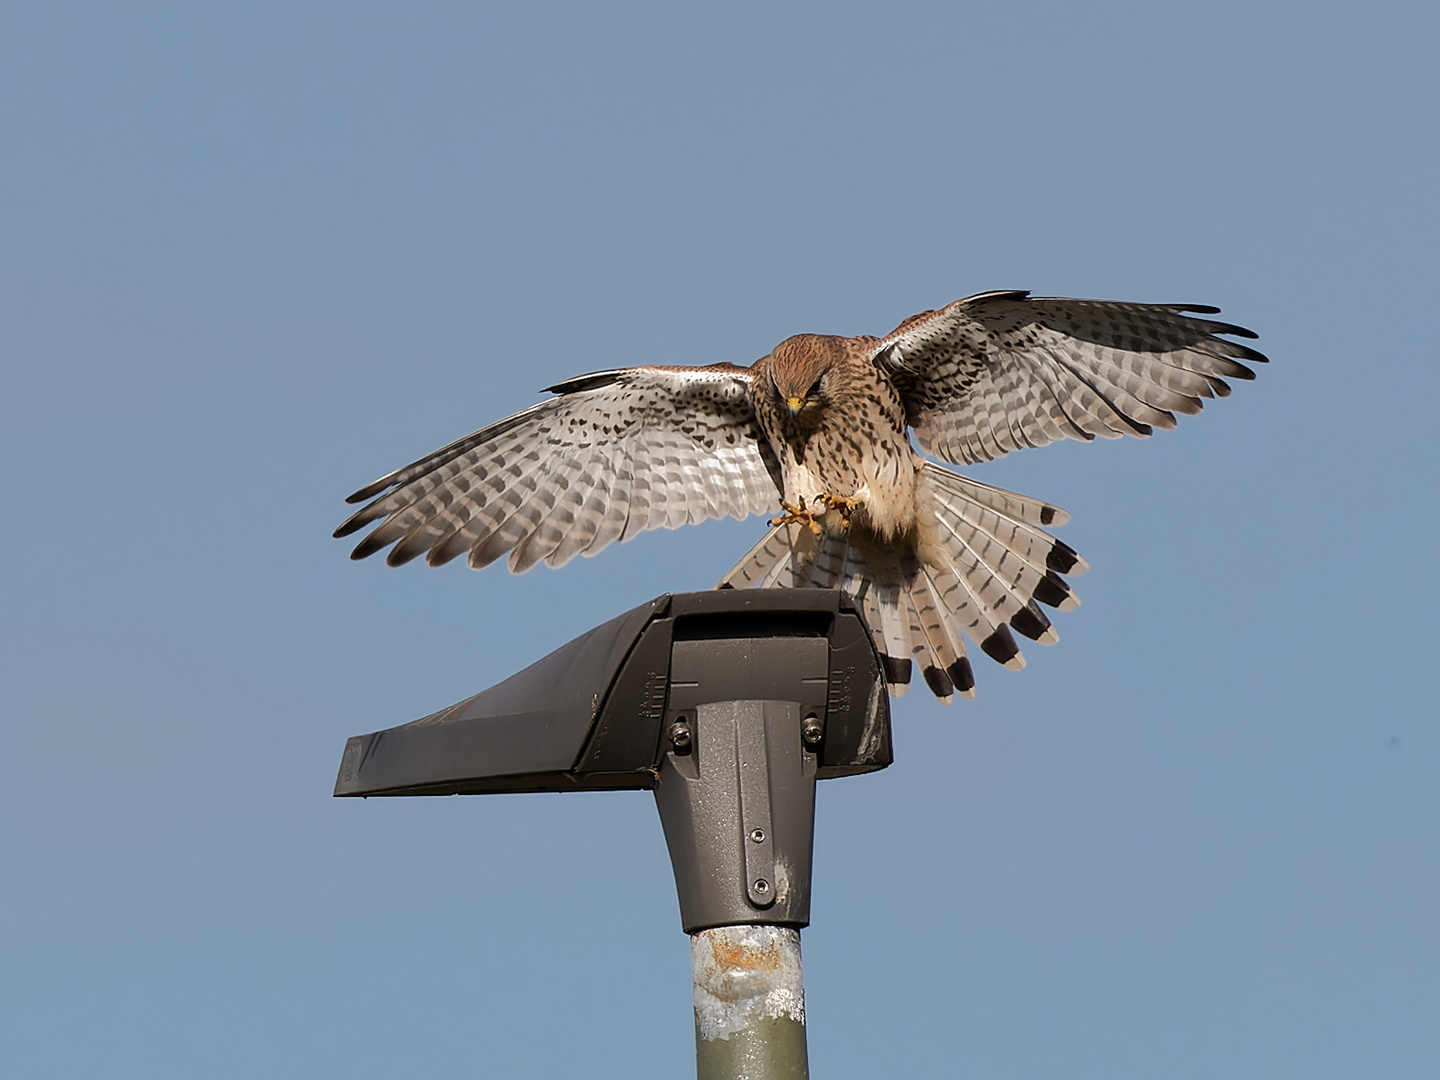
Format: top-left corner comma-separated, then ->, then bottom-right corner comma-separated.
805,376 -> 825,398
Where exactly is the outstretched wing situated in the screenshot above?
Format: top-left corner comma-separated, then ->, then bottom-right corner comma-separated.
872,291 -> 1268,466
335,365 -> 781,572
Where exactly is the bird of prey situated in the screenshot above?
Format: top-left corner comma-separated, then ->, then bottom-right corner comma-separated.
335,290 -> 1264,701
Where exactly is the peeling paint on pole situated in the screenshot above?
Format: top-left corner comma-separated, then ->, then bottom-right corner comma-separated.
692,925 -> 808,1079
693,925 -> 805,1038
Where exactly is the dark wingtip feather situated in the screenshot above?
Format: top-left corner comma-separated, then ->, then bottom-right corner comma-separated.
946,657 -> 975,694
1167,306 -> 1260,339
349,532 -> 390,562
543,370 -> 628,395
922,665 -> 955,699
1009,604 -> 1053,642
425,545 -> 467,568
345,479 -> 395,504
1032,572 -> 1074,610
1046,540 -> 1081,575
1206,320 -> 1260,340
881,655 -> 913,686
980,625 -> 1021,666
385,545 -> 425,568
333,510 -> 374,539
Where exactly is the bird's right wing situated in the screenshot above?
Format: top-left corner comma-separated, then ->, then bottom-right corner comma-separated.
334,365 -> 781,573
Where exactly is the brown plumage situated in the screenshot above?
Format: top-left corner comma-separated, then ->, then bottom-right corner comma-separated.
753,335 -> 916,539
336,290 -> 1265,701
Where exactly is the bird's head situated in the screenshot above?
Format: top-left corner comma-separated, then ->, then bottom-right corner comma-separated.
767,335 -> 842,421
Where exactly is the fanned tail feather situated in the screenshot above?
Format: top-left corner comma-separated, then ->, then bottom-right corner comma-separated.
718,463 -> 1086,701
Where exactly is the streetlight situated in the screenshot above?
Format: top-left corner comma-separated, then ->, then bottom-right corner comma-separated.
336,587 -> 889,1079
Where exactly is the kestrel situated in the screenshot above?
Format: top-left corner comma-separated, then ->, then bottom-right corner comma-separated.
335,290 -> 1265,701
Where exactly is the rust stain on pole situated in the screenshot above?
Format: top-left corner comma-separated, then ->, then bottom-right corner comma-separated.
708,936 -> 785,975
693,924 -> 805,1036
693,925 -> 808,1078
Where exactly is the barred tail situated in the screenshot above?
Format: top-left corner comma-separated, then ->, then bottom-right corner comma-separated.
717,463 -> 1086,702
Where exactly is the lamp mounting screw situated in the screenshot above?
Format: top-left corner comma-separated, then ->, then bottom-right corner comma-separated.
801,716 -> 823,747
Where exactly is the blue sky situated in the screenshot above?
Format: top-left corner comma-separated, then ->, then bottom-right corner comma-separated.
2,2 -> 1436,1076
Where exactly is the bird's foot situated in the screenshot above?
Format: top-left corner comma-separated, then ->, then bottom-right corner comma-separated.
816,493 -> 863,525
771,500 -> 824,535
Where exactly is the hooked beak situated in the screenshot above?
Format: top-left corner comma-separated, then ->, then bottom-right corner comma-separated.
786,397 -> 804,418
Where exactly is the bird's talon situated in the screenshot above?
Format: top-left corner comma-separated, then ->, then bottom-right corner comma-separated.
771,500 -> 820,532
817,493 -> 862,523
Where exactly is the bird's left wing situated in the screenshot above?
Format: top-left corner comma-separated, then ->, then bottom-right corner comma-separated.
873,291 -> 1267,466
335,365 -> 781,572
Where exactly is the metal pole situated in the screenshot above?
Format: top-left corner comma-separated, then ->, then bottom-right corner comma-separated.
655,698 -> 819,1080
692,924 -> 808,1080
